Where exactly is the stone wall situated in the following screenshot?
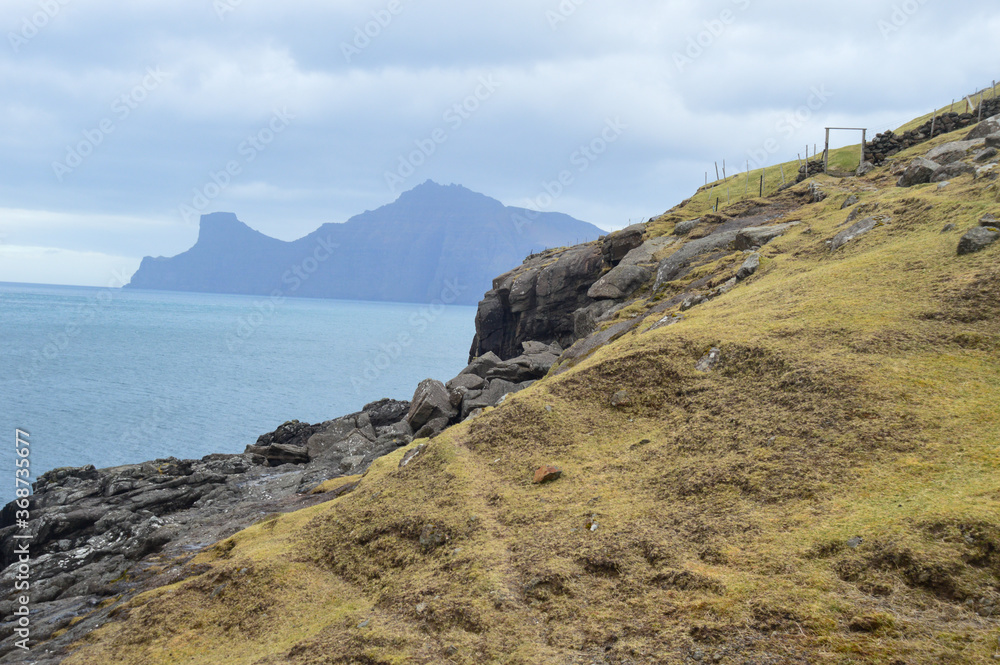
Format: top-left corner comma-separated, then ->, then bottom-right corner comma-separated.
864,111 -> 979,165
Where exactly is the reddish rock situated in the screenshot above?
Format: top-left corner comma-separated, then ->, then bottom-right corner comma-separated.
533,466 -> 562,484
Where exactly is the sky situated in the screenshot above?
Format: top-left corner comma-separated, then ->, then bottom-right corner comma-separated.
0,0 -> 998,286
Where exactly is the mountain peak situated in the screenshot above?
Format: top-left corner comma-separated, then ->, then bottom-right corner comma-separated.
196,212 -> 255,244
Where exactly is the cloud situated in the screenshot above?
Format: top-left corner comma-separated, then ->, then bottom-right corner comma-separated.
1,0 -> 998,285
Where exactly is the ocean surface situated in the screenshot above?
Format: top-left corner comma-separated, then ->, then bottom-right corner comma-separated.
0,283 -> 476,504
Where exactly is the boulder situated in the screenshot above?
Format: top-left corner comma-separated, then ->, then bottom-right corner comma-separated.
986,132 -> 1000,149
695,348 -> 721,372
587,264 -> 652,300
414,416 -> 451,440
653,230 -> 740,290
831,216 -> 881,252
979,213 -> 998,227
808,182 -> 827,203
673,219 -> 702,236
462,351 -> 503,378
841,195 -> 859,210
446,373 -> 486,392
462,379 -> 530,415
931,162 -> 976,183
533,466 -> 562,484
975,147 -> 998,162
957,226 -> 1000,255
734,222 -> 800,250
572,300 -> 618,339
856,162 -> 875,176
620,235 -> 676,266
736,253 -> 760,280
925,140 -> 978,164
486,352 -> 558,382
362,399 -> 410,428
897,157 -> 940,187
965,114 -> 1000,140
602,224 -> 645,266
406,379 -> 457,432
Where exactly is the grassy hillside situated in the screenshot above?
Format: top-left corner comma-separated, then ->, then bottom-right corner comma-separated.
63,125 -> 1000,664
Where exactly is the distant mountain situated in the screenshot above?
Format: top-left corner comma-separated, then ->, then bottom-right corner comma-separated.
125,181 -> 605,305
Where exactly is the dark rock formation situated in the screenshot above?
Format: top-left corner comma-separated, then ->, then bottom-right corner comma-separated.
831,217 -> 882,252
958,226 -> 1000,255
866,112 -> 979,165
897,157 -> 940,187
126,181 -> 604,306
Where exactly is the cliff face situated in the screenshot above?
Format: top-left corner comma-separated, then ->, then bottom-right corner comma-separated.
126,181 -> 605,306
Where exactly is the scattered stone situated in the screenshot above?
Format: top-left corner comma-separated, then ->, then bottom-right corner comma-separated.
587,264 -> 652,300
734,222 -> 800,250
399,444 -> 426,468
897,157 -> 940,187
841,195 -> 859,210
965,114 -> 1000,140
736,253 -> 760,280
646,314 -> 683,333
406,379 -> 457,433
610,390 -> 630,407
831,216 -> 882,252
979,213 -> 998,227
957,226 -> 1000,255
712,277 -> 737,297
602,224 -> 645,266
847,536 -> 864,549
941,223 -> 957,233
855,162 -> 875,176
673,219 -> 702,236
533,466 -> 562,484
975,147 -> 998,162
695,348 -> 721,372
931,161 -> 975,183
925,140 -> 979,164
419,524 -> 449,550
808,182 -> 827,203
976,164 -> 998,180
680,295 -> 707,311
986,132 -> 1000,149
937,181 -> 950,190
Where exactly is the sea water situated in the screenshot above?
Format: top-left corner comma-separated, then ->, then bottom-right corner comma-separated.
0,283 -> 476,503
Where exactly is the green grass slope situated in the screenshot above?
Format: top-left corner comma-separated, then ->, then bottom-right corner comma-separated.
64,124 -> 1000,665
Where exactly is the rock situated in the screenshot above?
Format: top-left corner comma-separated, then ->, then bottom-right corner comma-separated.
957,226 -> 1000,255
975,147 -> 998,162
486,351 -> 558,382
620,235 -> 676,266
399,444 -> 426,468
469,244 -> 604,360
925,140 -> 979,164
937,182 -> 951,190
587,264 -> 652,300
446,373 -> 486,392
855,162 -> 875,176
966,115 -> 1000,140
533,466 -> 562,484
572,300 -> 619,339
831,216 -> 882,252
931,162 -> 975,183
260,443 -> 310,465
406,379 -> 457,432
461,351 -> 503,378
736,253 -> 760,280
847,536 -> 864,549
610,390 -> 630,407
680,295 -> 707,311
977,164 -> 998,180
734,222 -> 800,250
521,340 -> 562,355
695,348 -> 721,372
462,379 -> 530,416
414,416 -> 451,440
986,133 -> 1000,149
362,399 -> 410,428
841,195 -> 859,209
808,182 -> 827,203
602,224 -> 645,266
897,157 -> 940,187
980,213 -> 998,227
653,230 -> 740,291
712,277 -> 737,296
646,314 -> 683,333
419,523 -> 449,549
941,224 -> 957,233
673,219 -> 702,236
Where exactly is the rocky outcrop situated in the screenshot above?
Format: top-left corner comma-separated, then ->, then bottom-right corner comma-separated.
831,217 -> 884,252
958,226 -> 1000,255
587,264 -> 652,300
897,157 -> 940,187
734,222 -> 800,250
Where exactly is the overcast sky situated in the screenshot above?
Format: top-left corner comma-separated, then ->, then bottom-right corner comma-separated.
0,0 -> 997,286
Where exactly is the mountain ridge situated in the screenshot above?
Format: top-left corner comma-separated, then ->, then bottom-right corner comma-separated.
125,181 -> 606,306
